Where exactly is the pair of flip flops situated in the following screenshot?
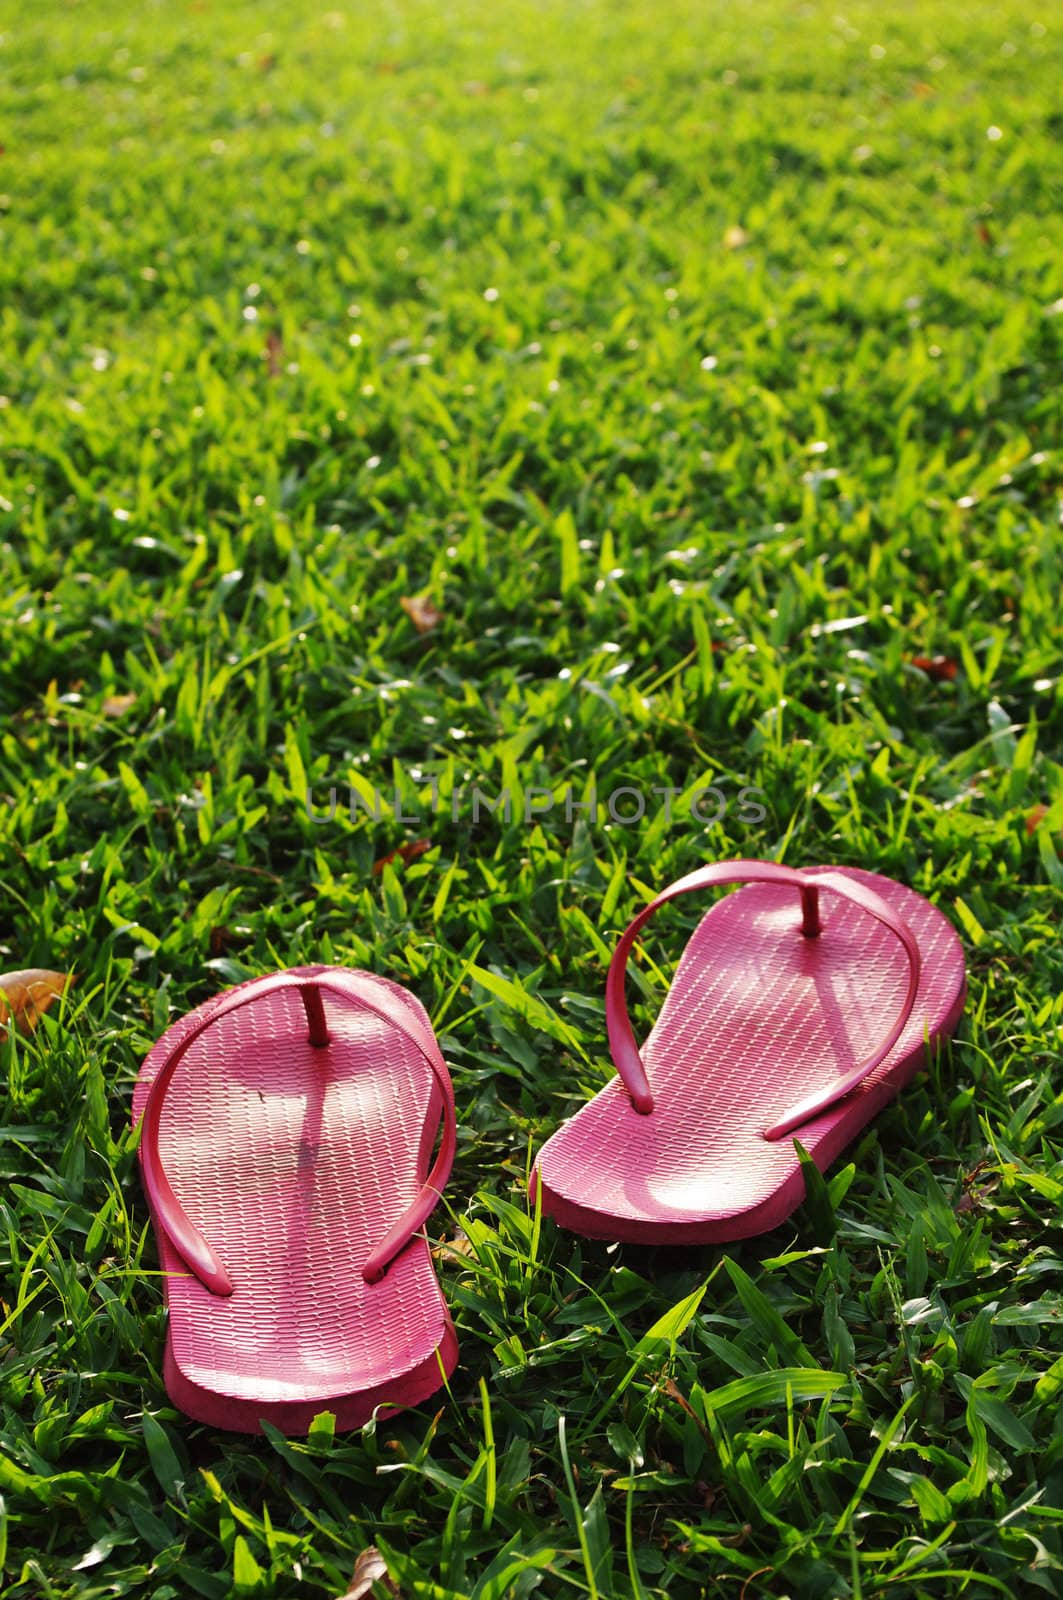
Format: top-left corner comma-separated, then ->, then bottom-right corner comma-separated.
133,860 -> 965,1433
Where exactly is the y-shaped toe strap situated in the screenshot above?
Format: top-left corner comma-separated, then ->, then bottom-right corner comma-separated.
604,860 -> 921,1140
138,967 -> 456,1295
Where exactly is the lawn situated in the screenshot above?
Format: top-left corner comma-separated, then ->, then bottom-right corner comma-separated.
1,0 -> 1061,1594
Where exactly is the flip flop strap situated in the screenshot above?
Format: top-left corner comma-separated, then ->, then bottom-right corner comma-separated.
138,967 -> 456,1296
604,859 -> 921,1139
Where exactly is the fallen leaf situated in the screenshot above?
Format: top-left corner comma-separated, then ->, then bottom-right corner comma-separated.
910,654 -> 959,681
265,330 -> 284,377
0,969 -> 75,1033
400,594 -> 443,634
101,693 -> 137,717
432,1229 -> 475,1263
723,224 -> 749,250
1025,804 -> 1049,835
258,53 -> 277,73
664,1378 -> 713,1446
339,1545 -> 399,1600
373,838 -> 432,875
976,222 -> 994,248
721,1524 -> 752,1549
912,81 -> 935,97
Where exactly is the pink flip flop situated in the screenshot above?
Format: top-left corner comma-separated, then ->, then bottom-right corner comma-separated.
531,860 -> 966,1244
132,965 -> 458,1434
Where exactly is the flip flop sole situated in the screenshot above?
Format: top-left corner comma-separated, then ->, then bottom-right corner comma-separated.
134,970 -> 456,1434
161,1315 -> 459,1434
533,868 -> 965,1244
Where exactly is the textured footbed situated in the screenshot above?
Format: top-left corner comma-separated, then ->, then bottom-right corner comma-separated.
132,972 -> 456,1434
533,867 -> 966,1243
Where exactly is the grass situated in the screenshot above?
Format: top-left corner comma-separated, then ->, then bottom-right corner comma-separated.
1,0 -> 1061,1594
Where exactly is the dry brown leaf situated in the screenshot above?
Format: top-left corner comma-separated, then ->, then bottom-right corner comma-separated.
0,969 -> 75,1033
723,224 -> 749,250
1025,804 -> 1049,836
431,1229 -> 475,1264
265,329 -> 284,377
339,1545 -> 399,1600
373,838 -> 432,876
664,1378 -> 714,1446
400,594 -> 443,634
101,693 -> 137,717
910,654 -> 959,682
